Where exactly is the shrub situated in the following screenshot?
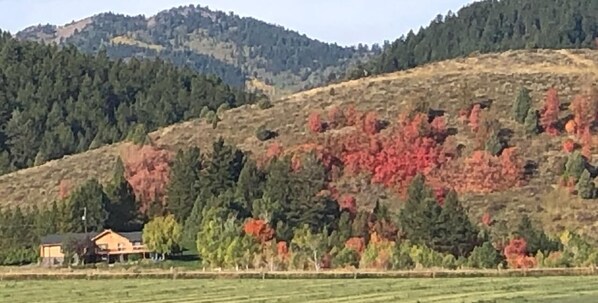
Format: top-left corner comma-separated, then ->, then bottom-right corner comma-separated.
467,241 -> 501,269
217,103 -> 231,114
332,247 -> 360,269
258,99 -> 273,110
199,106 -> 210,118
255,126 -> 278,141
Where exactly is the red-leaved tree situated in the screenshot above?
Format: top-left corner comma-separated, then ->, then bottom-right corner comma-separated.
120,144 -> 172,214
308,112 -> 325,133
540,88 -> 560,136
58,179 -> 71,200
244,218 -> 275,244
468,104 -> 481,132
503,238 -> 537,269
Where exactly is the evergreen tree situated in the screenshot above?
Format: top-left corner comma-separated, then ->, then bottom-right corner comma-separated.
565,151 -> 585,181
433,190 -> 479,257
524,108 -> 540,135
182,196 -> 207,250
166,147 -> 202,222
576,169 -> 597,199
202,138 -> 245,198
513,87 -> 532,123
514,215 -> 561,255
234,158 -> 265,212
105,158 -> 140,231
398,174 -> 442,246
66,179 -> 109,232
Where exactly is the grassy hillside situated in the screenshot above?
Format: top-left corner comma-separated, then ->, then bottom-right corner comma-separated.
1,49 -> 597,240
16,5 -> 371,94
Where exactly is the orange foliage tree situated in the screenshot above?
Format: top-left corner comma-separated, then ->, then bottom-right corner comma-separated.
439,148 -> 524,193
570,94 -> 595,138
345,237 -> 366,255
120,144 -> 172,213
503,238 -> 537,269
540,88 -> 560,136
468,104 -> 481,132
244,218 -> 275,244
562,139 -> 576,153
58,179 -> 71,200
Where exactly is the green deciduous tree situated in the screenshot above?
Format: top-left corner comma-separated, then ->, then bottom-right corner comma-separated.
142,214 -> 182,259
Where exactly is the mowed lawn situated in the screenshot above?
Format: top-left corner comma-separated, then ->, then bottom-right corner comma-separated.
1,276 -> 597,303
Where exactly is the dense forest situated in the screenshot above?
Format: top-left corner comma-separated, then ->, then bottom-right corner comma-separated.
17,5 -> 372,91
352,0 -> 598,78
0,31 -> 255,174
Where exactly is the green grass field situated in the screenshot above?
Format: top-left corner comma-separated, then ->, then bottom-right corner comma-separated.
1,276 -> 597,303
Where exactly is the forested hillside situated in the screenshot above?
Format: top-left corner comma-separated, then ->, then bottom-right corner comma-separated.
352,0 -> 598,78
0,31 -> 254,174
17,5 -> 372,93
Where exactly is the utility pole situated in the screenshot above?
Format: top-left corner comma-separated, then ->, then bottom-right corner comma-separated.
82,207 -> 87,234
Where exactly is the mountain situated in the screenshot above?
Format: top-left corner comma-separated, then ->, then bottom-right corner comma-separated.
17,5 -> 372,95
0,31 -> 254,174
351,0 -> 598,79
2,48 -> 597,241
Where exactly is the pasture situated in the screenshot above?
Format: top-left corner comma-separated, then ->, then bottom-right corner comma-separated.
1,275 -> 597,302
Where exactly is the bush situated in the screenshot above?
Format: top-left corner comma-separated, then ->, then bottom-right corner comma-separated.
255,126 -> 278,141
199,106 -> 210,118
467,241 -> 502,269
332,247 -> 360,269
391,241 -> 414,270
258,99 -> 273,110
217,103 -> 231,114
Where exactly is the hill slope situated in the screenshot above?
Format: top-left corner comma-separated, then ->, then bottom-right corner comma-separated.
1,48 -> 597,240
353,0 -> 598,78
16,5 -> 371,94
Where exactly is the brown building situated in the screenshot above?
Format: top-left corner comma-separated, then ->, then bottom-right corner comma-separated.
39,229 -> 150,266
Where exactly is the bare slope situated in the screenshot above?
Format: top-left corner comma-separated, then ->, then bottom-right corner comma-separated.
1,49 -> 597,238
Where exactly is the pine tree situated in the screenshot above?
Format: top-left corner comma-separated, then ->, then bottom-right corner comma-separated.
524,108 -> 540,135
514,215 -> 560,255
565,150 -> 585,181
65,179 -> 109,232
576,169 -> 597,199
433,190 -> 479,257
202,138 -> 245,198
398,174 -> 442,246
234,158 -> 265,213
513,87 -> 532,123
182,196 -> 206,250
485,131 -> 504,156
166,147 -> 201,223
105,158 -> 140,231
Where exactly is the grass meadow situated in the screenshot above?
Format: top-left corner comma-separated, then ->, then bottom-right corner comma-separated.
1,275 -> 597,303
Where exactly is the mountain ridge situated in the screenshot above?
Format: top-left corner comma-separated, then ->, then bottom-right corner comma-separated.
16,5 -> 372,94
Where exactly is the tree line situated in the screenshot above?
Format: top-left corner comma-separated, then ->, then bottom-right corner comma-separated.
349,0 -> 598,79
0,31 -> 256,174
1,136 -> 596,270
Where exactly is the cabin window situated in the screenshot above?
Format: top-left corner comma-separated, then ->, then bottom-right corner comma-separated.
117,243 -> 125,251
133,241 -> 141,246
98,244 -> 108,251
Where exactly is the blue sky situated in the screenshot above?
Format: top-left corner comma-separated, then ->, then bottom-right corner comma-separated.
0,0 -> 473,46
